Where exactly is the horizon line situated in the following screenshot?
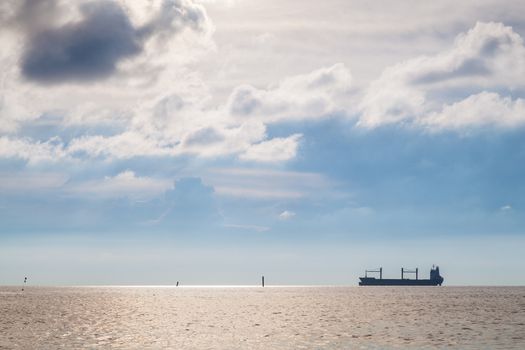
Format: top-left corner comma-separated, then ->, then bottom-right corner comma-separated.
2,284 -> 525,288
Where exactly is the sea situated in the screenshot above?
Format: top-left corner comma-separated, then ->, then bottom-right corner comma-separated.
1,286 -> 524,349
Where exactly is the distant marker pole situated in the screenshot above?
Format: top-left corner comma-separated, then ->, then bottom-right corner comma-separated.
262,276 -> 265,287
22,276 -> 27,291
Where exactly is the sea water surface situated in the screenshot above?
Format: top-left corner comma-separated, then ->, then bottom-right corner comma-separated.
1,286 -> 524,349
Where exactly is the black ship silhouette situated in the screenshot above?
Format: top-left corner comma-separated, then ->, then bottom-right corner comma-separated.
359,265 -> 444,286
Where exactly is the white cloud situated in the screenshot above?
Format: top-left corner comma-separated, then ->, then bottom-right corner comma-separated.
227,63 -> 354,123
278,210 -> 296,220
359,22 -> 525,130
424,92 -> 525,130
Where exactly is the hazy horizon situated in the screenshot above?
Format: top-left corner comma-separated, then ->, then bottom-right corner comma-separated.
2,0 -> 525,286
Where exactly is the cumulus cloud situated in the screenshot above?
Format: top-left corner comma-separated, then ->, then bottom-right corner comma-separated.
359,22 -> 525,130
227,63 -> 354,123
424,92 -> 525,130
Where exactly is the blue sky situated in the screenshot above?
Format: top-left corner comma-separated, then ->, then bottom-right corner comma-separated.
1,0 -> 525,285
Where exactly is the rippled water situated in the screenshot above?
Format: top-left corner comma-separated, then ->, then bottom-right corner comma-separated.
1,286 -> 524,349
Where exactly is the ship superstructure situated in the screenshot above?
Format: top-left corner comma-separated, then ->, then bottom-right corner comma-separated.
359,266 -> 444,286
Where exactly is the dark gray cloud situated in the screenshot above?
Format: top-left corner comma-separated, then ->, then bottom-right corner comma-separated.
16,0 -> 209,84
22,1 -> 141,83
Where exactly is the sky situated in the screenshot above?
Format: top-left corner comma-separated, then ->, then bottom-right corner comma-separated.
1,0 -> 525,286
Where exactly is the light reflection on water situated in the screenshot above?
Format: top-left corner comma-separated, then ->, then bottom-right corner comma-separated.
1,286 -> 524,349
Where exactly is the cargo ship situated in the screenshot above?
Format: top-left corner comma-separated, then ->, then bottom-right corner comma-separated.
359,265 -> 444,286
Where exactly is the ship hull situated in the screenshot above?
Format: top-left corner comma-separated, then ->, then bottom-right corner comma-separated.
359,277 -> 442,286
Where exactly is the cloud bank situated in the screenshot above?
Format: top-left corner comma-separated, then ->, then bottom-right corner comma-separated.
359,22 -> 525,130
1,18 -> 525,166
